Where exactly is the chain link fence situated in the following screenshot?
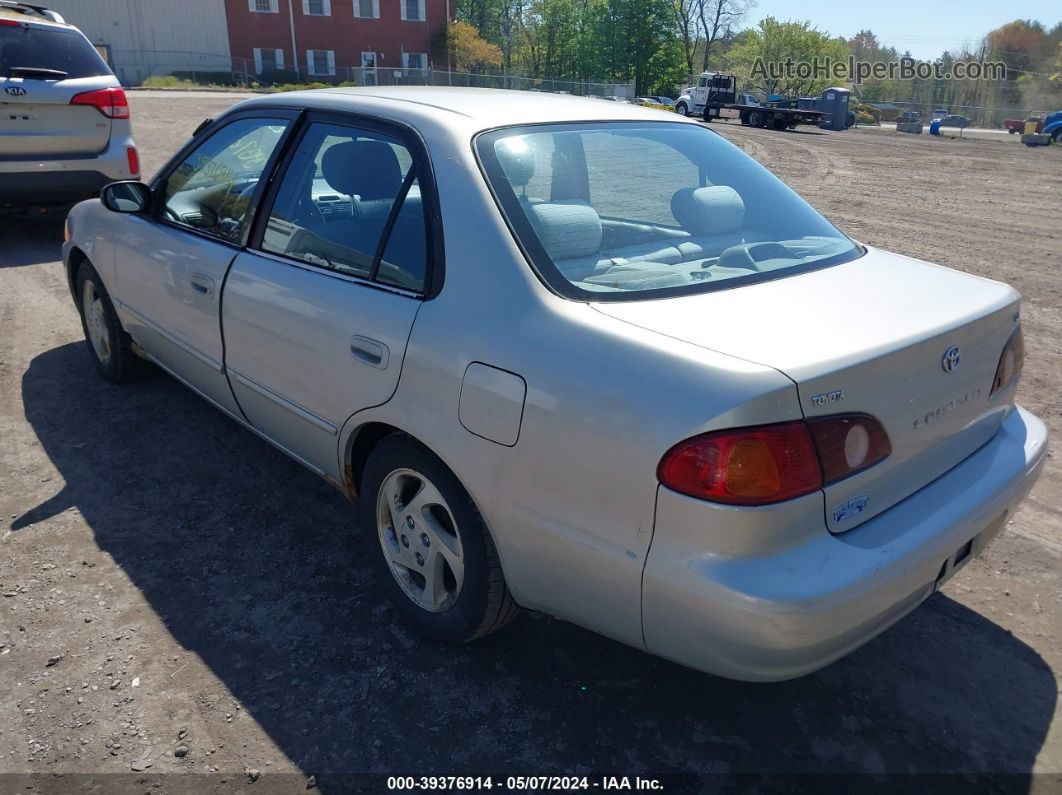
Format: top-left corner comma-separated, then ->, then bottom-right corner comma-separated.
106,50 -> 256,87
860,98 -> 1056,128
344,66 -> 635,99
112,49 -> 634,99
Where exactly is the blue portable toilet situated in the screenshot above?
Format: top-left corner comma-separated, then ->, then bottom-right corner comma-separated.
929,119 -> 941,136
818,87 -> 851,131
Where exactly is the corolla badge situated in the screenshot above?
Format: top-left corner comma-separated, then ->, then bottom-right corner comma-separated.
4,86 -> 28,96
941,345 -> 961,373
833,495 -> 869,523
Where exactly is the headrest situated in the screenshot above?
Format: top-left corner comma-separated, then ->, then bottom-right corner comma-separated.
496,136 -> 536,188
671,186 -> 745,237
527,201 -> 602,260
321,140 -> 402,199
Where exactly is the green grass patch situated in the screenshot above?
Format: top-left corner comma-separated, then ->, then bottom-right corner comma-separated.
261,80 -> 360,93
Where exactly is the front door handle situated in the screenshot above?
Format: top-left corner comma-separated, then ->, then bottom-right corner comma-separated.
350,336 -> 389,369
190,273 -> 215,297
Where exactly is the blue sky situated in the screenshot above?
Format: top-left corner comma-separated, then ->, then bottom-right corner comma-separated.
745,0 -> 1061,60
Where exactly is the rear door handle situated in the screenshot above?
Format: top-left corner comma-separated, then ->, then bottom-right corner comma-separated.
350,336 -> 389,369
190,273 -> 215,297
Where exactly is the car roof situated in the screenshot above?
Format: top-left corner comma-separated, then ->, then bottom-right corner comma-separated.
238,86 -> 691,132
0,2 -> 69,27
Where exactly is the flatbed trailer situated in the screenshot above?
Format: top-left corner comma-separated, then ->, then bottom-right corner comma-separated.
679,72 -> 824,130
723,104 -> 824,130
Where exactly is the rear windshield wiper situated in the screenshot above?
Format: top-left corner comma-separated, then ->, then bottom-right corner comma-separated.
5,66 -> 69,79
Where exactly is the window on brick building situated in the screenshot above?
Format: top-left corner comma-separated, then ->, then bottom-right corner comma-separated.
253,48 -> 284,74
302,0 -> 331,15
354,0 -> 380,17
400,0 -> 425,21
306,49 -> 335,76
249,0 -> 278,11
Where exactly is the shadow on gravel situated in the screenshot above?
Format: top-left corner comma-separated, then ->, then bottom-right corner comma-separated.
0,213 -> 66,268
19,342 -> 1057,783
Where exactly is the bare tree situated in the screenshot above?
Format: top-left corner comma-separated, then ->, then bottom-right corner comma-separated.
698,0 -> 753,72
674,0 -> 699,74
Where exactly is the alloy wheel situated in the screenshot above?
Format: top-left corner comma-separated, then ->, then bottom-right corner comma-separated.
376,467 -> 465,612
82,279 -> 111,365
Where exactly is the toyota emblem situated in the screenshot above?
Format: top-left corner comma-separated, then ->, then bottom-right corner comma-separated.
941,346 -> 961,373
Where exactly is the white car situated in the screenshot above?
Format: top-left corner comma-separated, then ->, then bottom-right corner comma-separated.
62,87 -> 1047,681
0,1 -> 139,210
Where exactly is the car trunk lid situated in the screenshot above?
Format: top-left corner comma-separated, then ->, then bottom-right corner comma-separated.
1,20 -> 115,157
593,247 -> 1021,532
0,76 -> 115,157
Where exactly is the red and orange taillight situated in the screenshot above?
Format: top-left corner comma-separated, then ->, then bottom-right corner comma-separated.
70,87 -> 130,119
658,414 -> 891,506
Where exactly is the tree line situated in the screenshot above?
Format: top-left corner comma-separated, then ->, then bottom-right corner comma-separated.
439,0 -> 1061,124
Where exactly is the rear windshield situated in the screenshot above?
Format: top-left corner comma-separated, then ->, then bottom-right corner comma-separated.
0,23 -> 112,79
476,122 -> 862,301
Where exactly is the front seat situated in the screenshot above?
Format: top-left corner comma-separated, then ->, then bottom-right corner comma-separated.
285,139 -> 409,273
320,139 -> 404,221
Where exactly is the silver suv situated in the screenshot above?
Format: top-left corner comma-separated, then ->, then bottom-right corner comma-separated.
0,1 -> 138,210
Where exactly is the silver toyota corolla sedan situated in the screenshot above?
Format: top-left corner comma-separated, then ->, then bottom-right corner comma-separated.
62,88 -> 1047,681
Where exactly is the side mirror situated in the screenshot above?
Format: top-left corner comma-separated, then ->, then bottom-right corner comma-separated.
101,181 -> 151,214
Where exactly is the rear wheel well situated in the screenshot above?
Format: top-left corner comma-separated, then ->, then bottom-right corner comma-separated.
346,422 -> 404,499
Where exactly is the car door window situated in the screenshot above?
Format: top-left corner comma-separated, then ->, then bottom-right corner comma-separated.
161,117 -> 290,244
260,121 -> 429,292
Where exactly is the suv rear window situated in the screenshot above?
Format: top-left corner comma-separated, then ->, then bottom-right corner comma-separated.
476,122 -> 862,302
0,23 -> 112,79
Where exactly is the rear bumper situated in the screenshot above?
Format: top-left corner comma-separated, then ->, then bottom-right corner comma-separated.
0,170 -> 112,205
0,132 -> 136,207
642,405 -> 1048,681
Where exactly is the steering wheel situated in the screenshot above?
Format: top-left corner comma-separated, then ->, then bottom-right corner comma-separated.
718,242 -> 798,271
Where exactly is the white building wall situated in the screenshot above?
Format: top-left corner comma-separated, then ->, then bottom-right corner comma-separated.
42,0 -> 233,85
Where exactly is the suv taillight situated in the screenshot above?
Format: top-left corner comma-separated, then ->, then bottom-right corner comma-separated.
990,326 -> 1024,397
658,414 -> 891,506
70,87 -> 130,119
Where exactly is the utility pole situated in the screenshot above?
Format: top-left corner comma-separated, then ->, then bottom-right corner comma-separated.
288,0 -> 299,79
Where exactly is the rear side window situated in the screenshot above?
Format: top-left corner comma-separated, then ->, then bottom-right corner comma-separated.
260,120 -> 429,293
0,24 -> 112,79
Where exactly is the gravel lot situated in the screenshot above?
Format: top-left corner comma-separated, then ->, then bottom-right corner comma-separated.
1,92 -> 1061,791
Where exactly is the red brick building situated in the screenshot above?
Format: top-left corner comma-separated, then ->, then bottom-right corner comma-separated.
225,0 -> 454,82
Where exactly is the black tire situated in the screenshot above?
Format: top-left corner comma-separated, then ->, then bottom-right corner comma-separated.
702,106 -> 713,122
772,118 -> 787,131
739,112 -> 749,125
748,110 -> 765,128
360,434 -> 520,643
675,102 -> 688,117
1053,129 -> 1062,145
75,261 -> 152,383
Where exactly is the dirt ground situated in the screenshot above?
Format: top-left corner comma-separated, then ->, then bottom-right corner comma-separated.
1,92 -> 1061,791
